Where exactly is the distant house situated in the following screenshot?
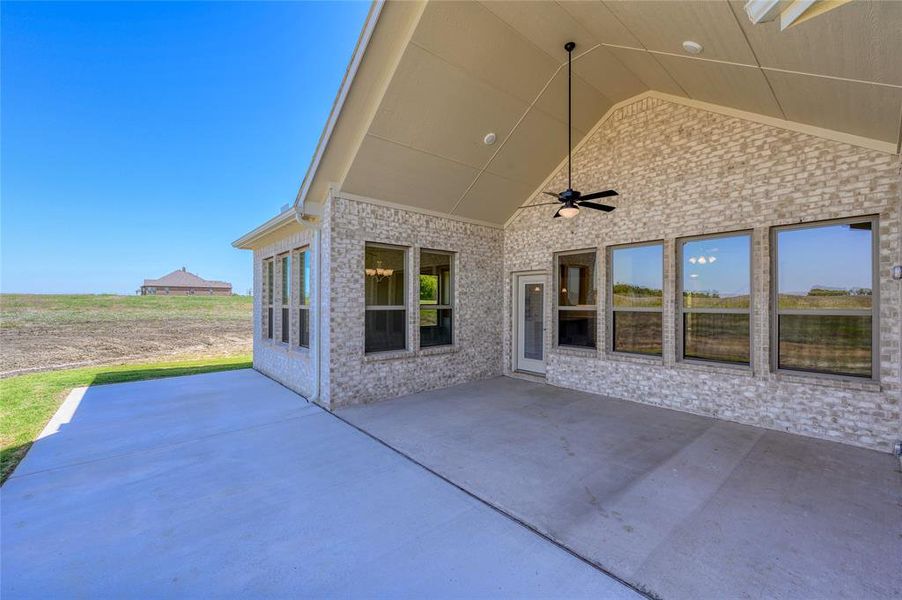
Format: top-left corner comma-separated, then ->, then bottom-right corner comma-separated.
141,267 -> 231,296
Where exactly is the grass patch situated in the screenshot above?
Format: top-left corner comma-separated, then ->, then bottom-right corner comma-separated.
1,293 -> 253,327
0,354 -> 251,483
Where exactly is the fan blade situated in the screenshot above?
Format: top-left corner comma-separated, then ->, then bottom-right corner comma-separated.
579,189 -> 618,201
543,191 -> 562,198
553,208 -> 562,218
577,201 -> 615,212
516,202 -> 560,211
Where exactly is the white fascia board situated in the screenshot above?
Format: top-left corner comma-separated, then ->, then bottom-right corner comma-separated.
231,210 -> 298,249
744,0 -> 783,24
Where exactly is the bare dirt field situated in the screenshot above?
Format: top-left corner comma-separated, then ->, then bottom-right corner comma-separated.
0,294 -> 253,376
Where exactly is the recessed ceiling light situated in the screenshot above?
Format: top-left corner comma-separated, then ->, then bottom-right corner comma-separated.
682,40 -> 703,55
483,132 -> 497,145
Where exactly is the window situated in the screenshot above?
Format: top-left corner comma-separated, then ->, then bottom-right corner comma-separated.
263,258 -> 274,340
365,244 -> 406,353
557,250 -> 597,348
420,250 -> 453,347
609,243 -> 663,355
679,233 -> 751,365
279,254 -> 290,343
295,247 -> 311,348
774,218 -> 875,378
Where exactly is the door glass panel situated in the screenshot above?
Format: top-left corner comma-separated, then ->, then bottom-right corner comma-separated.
524,283 -> 544,360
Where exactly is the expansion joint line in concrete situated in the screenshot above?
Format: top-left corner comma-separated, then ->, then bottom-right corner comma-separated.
316,402 -> 660,600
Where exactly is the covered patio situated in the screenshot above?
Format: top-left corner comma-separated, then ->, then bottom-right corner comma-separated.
341,376 -> 902,599
1,370 -> 635,598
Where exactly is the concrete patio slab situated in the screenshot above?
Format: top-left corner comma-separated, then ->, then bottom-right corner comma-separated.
341,376 -> 902,600
1,369 -> 637,598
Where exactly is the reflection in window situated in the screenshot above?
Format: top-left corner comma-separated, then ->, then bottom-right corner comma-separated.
681,233 -> 751,364
557,251 -> 596,348
295,248 -> 310,348
610,243 -> 663,355
365,244 -> 406,353
419,251 -> 453,347
264,258 -> 274,340
775,219 -> 874,377
280,254 -> 290,343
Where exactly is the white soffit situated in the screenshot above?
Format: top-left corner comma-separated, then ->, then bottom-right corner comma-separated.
330,0 -> 901,227
605,0 -> 760,65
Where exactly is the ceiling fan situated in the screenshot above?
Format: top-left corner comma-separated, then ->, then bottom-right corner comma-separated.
524,41 -> 618,219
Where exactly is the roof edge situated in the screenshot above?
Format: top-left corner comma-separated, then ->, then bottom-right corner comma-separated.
292,0 -> 385,213
232,209 -> 299,250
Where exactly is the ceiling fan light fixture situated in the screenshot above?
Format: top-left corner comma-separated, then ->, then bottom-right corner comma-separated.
513,41 -> 617,221
559,205 -> 580,219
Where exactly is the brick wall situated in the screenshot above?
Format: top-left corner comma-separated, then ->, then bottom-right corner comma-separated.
248,96 -> 899,451
504,96 -> 901,451
324,194 -> 504,406
253,225 -> 319,399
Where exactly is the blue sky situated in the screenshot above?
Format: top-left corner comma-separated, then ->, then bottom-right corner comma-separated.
777,222 -> 872,294
682,234 -> 750,297
613,244 -> 663,290
1,1 -> 370,294
611,223 -> 872,296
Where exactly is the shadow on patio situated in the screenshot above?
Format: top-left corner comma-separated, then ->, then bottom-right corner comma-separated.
340,375 -> 902,600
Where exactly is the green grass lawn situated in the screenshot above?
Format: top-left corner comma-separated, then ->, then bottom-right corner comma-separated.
1,293 -> 253,326
0,355 -> 251,483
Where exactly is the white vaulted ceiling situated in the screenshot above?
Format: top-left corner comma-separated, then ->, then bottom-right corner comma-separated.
323,0 -> 902,225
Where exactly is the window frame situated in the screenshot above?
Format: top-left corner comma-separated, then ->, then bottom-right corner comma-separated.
418,248 -> 455,349
364,242 -> 408,354
293,246 -> 311,349
555,248 -> 598,350
676,230 -> 753,368
277,252 -> 290,344
606,240 -> 665,358
770,215 -> 879,381
263,257 -> 274,340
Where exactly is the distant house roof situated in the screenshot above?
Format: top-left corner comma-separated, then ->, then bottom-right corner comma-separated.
143,267 -> 231,289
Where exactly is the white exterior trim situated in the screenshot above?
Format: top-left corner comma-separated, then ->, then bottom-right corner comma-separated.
232,209 -> 298,249
293,1 -> 385,213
